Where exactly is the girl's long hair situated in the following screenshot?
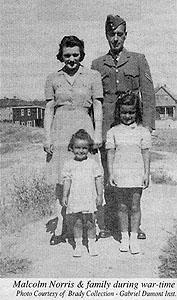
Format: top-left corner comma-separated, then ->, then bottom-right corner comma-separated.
111,90 -> 142,127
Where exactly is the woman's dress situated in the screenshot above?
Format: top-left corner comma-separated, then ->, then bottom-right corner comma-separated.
44,65 -> 103,184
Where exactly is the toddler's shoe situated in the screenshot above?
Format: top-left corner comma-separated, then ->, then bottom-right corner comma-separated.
89,240 -> 98,256
129,239 -> 140,254
119,238 -> 129,252
73,245 -> 83,257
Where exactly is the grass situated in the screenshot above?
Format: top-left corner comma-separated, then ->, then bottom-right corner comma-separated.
151,151 -> 165,162
0,122 -> 44,154
0,174 -> 56,276
152,129 -> 177,154
158,224 -> 177,278
0,256 -> 32,277
0,175 -> 56,235
151,169 -> 177,185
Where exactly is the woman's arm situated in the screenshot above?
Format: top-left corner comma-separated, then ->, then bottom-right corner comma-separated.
107,148 -> 116,186
43,100 -> 55,154
93,99 -> 103,148
142,148 -> 150,189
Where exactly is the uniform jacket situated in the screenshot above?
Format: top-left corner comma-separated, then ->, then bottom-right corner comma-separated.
91,48 -> 155,139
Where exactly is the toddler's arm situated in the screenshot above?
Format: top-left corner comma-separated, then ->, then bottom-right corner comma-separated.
107,149 -> 117,186
142,148 -> 150,189
62,179 -> 71,206
95,176 -> 103,206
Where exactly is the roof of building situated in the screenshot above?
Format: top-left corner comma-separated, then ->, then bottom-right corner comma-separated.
155,85 -> 177,100
0,98 -> 45,108
11,106 -> 45,109
155,85 -> 177,107
156,97 -> 176,107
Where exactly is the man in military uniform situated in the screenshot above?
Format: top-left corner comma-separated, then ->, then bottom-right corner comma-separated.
91,14 -> 155,239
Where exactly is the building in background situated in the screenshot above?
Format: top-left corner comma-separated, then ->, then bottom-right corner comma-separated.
12,106 -> 45,127
155,85 -> 177,120
0,97 -> 45,127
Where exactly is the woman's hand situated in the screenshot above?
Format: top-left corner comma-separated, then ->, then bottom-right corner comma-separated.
61,196 -> 68,207
93,141 -> 102,150
109,174 -> 117,186
43,143 -> 54,154
142,173 -> 149,189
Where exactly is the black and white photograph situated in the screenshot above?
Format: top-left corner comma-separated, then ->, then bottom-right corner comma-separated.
0,0 -> 177,299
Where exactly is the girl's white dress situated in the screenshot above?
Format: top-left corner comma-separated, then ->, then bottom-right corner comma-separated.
62,157 -> 102,214
105,124 -> 151,187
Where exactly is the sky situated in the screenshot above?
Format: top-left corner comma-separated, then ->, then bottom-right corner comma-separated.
1,0 -> 177,100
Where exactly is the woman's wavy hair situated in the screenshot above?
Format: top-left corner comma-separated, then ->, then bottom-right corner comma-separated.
111,90 -> 142,127
68,129 -> 94,153
56,36 -> 85,62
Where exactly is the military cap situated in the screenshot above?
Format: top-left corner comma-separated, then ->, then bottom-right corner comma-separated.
105,14 -> 126,32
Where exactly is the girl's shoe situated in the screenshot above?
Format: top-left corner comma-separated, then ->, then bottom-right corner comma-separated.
73,245 -> 83,257
119,238 -> 129,252
129,239 -> 140,254
89,240 -> 98,256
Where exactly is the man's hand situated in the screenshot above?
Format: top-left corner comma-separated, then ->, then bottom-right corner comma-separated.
93,141 -> 102,150
109,174 -> 117,186
142,173 -> 149,189
43,143 -> 54,154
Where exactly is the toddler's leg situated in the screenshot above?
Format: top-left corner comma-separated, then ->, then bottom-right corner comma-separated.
129,189 -> 142,254
87,214 -> 98,256
73,214 -> 84,257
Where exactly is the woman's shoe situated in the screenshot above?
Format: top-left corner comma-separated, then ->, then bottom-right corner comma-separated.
99,229 -> 111,238
50,234 -> 66,245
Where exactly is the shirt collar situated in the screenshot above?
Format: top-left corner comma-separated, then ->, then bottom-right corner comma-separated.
120,123 -> 137,129
57,64 -> 86,75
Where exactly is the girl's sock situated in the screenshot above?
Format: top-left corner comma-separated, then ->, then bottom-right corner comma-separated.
88,238 -> 98,256
73,237 -> 83,257
130,232 -> 138,239
130,232 -> 140,254
121,231 -> 129,239
120,231 -> 129,252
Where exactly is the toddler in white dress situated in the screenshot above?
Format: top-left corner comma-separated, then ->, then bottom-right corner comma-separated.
61,129 -> 103,257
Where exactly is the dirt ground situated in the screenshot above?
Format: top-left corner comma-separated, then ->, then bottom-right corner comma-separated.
1,143 -> 177,278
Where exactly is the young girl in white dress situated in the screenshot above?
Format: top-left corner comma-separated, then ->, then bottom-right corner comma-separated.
61,129 -> 103,257
106,91 -> 151,254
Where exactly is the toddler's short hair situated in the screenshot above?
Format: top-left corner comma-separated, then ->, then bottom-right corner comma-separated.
68,129 -> 94,152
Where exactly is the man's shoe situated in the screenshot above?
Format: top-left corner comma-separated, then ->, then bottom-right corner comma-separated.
99,229 -> 111,238
137,228 -> 146,240
50,234 -> 66,245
